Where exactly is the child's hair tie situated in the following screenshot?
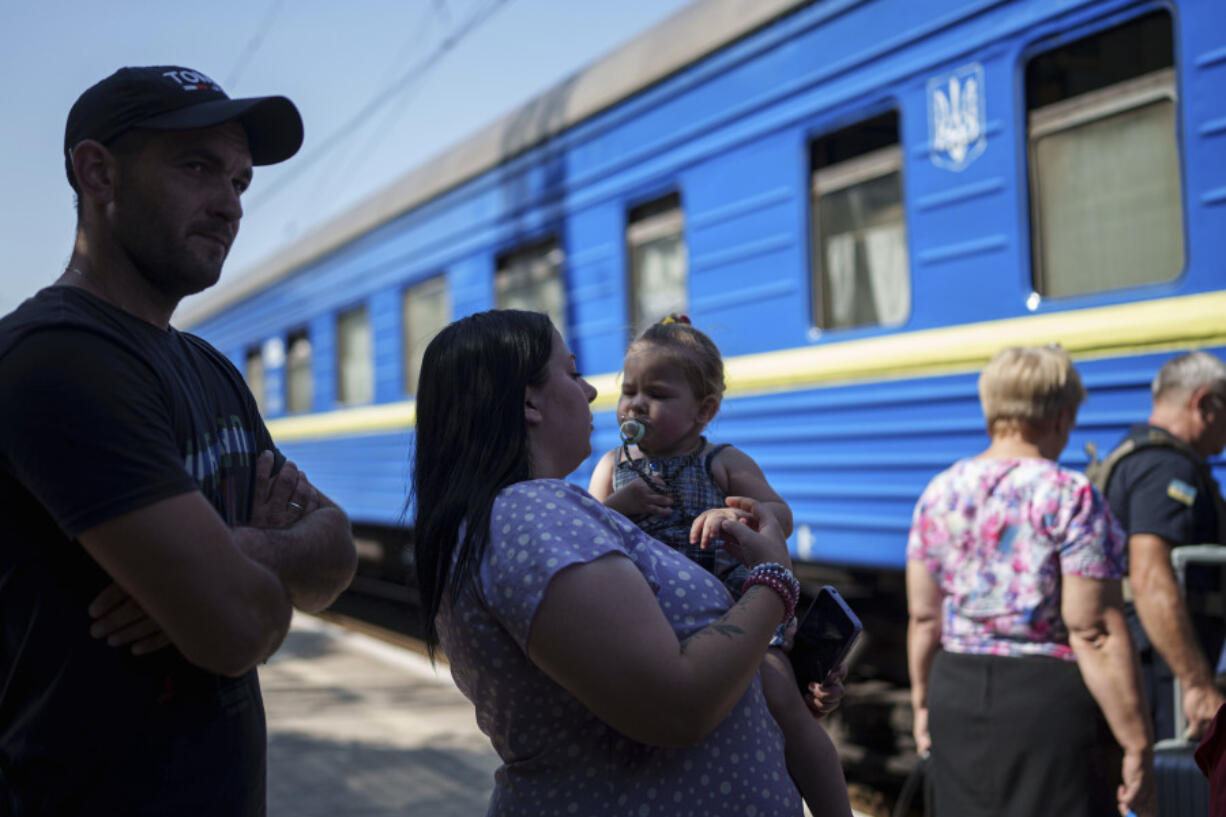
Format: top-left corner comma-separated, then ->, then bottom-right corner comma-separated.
660,314 -> 690,326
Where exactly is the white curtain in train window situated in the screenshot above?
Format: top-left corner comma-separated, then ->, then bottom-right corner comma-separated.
824,228 -> 908,328
403,276 -> 450,396
286,332 -> 313,414
825,233 -> 857,328
337,307 -> 373,405
632,234 -> 687,336
819,171 -> 909,330
495,245 -> 566,339
245,349 -> 266,415
863,223 -> 909,326
1033,99 -> 1183,297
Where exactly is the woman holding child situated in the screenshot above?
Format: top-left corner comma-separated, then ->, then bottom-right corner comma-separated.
907,346 -> 1156,817
411,309 -> 848,816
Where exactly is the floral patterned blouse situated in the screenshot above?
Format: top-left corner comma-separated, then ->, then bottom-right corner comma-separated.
906,457 -> 1126,661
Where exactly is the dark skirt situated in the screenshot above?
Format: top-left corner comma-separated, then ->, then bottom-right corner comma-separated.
927,650 -> 1121,817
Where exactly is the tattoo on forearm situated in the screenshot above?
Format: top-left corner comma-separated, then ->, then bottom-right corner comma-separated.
680,610 -> 746,654
711,623 -> 745,638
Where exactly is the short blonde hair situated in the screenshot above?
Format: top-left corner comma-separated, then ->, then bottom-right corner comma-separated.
978,345 -> 1086,434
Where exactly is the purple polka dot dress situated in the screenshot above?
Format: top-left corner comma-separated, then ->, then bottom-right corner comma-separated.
437,480 -> 801,817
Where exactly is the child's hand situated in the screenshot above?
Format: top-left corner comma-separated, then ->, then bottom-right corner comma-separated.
689,507 -> 751,550
718,497 -> 791,569
604,477 -> 673,518
804,662 -> 848,719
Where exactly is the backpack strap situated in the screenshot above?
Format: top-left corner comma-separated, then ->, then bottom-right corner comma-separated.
1086,427 -> 1200,496
1086,426 -> 1226,544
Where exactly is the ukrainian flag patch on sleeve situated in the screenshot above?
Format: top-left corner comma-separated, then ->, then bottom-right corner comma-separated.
1167,478 -> 1197,507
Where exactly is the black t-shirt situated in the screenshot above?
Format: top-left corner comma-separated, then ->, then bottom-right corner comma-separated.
0,287 -> 277,815
1105,424 -> 1222,548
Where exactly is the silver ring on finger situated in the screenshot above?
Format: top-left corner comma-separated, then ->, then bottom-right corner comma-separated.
288,501 -> 305,511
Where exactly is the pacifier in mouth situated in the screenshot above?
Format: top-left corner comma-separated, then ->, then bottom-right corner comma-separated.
619,418 -> 648,445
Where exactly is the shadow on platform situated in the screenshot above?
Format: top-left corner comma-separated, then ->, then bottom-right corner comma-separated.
268,731 -> 494,817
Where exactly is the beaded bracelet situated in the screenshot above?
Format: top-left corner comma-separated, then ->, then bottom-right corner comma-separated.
746,562 -> 800,598
742,562 -> 799,625
740,564 -> 799,620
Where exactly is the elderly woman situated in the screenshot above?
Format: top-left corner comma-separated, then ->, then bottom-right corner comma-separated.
906,346 -> 1156,817
411,309 -> 851,817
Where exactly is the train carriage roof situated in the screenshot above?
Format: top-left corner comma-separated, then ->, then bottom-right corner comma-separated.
179,0 -> 809,327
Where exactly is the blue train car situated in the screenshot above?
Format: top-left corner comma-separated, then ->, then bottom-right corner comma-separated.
183,0 -> 1225,591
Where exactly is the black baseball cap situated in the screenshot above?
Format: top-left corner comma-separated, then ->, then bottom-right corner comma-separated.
64,65 -> 304,185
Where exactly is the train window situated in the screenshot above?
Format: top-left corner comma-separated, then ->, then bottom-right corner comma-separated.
244,346 -> 266,415
286,329 -> 313,414
809,112 -> 909,331
1027,12 -> 1181,298
403,275 -> 450,396
627,193 -> 686,339
495,240 -> 566,338
336,305 -> 373,406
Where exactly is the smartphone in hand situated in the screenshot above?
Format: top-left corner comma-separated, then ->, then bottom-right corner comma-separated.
789,585 -> 863,692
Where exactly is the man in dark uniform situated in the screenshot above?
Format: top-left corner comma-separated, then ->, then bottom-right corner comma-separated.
1098,351 -> 1226,741
0,67 -> 357,814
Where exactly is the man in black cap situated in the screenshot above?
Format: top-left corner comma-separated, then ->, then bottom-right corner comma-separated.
0,66 -> 356,814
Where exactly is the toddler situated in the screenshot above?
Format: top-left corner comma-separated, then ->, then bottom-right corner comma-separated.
588,315 -> 851,816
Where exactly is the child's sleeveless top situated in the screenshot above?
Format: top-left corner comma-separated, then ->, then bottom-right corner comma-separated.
612,441 -> 750,599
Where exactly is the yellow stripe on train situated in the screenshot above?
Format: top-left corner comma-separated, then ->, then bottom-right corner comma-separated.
266,290 -> 1226,442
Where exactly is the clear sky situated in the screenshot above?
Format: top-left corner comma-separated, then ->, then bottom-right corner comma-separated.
0,0 -> 694,316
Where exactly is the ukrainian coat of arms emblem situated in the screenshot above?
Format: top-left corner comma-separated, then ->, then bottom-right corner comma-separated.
928,63 -> 987,171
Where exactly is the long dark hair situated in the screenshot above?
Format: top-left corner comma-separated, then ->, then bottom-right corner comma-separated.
410,309 -> 554,657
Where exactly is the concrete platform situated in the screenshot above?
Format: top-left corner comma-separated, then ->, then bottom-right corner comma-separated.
260,613 -> 498,816
261,612 -> 866,816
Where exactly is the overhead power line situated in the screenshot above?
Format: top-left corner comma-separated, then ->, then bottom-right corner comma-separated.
244,0 -> 511,212
303,1 -> 450,204
434,0 -> 452,28
225,0 -> 288,90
